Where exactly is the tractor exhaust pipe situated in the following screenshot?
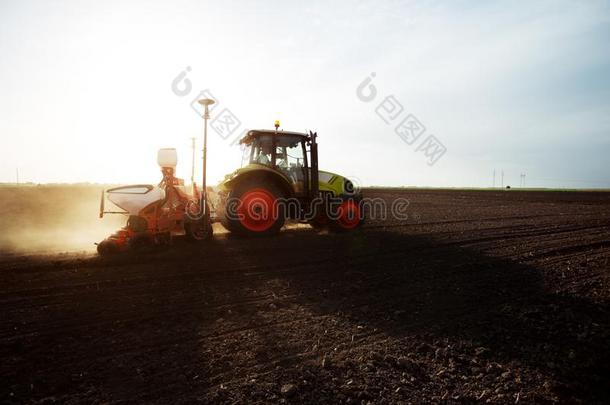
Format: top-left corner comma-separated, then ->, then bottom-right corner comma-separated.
309,131 -> 319,197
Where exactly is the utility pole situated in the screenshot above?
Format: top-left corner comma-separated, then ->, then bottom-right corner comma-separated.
190,137 -> 196,186
16,168 -> 19,185
501,170 -> 504,188
493,169 -> 496,188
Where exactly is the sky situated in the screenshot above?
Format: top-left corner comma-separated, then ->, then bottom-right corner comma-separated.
0,0 -> 609,188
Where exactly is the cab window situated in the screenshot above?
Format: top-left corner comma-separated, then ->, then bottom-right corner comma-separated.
250,135 -> 274,166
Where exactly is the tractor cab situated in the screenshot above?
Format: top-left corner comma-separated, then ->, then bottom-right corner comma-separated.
239,129 -> 318,198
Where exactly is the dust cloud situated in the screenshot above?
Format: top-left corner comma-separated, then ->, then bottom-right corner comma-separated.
0,185 -> 125,255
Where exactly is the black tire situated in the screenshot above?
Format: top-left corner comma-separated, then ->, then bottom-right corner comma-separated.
97,240 -> 119,255
220,180 -> 285,237
184,219 -> 213,241
155,232 -> 173,247
128,233 -> 153,251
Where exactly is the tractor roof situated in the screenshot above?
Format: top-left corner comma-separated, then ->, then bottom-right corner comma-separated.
240,129 -> 309,145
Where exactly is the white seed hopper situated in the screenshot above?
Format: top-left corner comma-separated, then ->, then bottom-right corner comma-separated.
106,185 -> 165,215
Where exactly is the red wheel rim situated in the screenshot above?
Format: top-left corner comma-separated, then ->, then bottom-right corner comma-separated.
337,200 -> 361,229
238,188 -> 278,232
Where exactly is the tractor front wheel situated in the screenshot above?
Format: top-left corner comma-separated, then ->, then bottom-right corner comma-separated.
330,199 -> 364,232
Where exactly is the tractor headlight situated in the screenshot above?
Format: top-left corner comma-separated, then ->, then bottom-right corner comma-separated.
344,179 -> 354,194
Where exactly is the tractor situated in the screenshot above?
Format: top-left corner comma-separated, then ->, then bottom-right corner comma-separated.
216,124 -> 364,236
96,120 -> 364,254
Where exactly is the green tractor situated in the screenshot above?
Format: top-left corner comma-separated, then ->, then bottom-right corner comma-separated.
217,124 -> 364,236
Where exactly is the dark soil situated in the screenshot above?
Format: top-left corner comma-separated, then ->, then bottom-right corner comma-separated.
1,189 -> 609,404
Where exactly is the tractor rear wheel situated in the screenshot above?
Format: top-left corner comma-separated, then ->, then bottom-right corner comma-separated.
221,180 -> 285,237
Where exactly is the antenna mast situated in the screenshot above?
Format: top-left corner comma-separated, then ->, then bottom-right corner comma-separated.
197,98 -> 216,237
